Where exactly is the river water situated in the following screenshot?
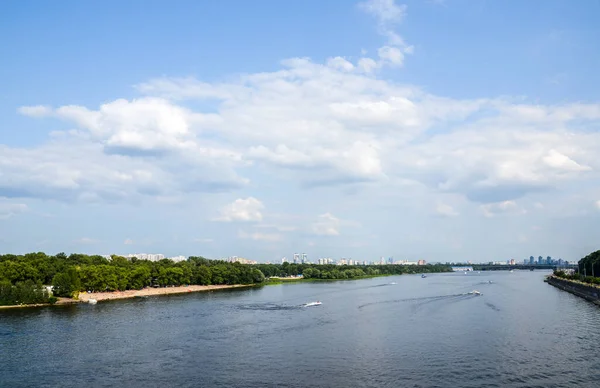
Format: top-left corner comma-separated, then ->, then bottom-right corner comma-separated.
1,270 -> 600,387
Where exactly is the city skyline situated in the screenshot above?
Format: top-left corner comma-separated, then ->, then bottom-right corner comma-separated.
1,0 -> 600,261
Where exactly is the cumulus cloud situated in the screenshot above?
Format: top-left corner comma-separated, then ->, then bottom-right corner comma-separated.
7,0 -> 600,217
215,197 -> 264,222
358,0 -> 413,68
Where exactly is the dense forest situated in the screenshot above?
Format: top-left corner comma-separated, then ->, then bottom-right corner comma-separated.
0,252 -> 452,306
0,252 -> 265,306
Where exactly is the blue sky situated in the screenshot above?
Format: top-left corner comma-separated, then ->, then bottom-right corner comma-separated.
1,0 -> 600,263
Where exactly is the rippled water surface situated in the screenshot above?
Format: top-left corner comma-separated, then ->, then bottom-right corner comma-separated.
2,270 -> 600,387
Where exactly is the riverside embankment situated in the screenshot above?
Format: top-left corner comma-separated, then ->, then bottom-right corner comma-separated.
546,276 -> 600,305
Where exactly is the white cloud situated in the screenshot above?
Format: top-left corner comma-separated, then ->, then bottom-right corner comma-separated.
436,203 -> 459,217
124,238 -> 134,245
359,0 -> 407,25
0,200 -> 28,220
215,197 -> 264,222
312,213 -> 342,236
48,98 -> 222,154
238,230 -> 281,242
358,0 -> 413,67
18,105 -> 53,117
481,201 -> 526,217
6,0 -> 600,231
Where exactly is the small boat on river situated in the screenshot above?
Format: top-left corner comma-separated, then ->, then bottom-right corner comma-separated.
304,301 -> 322,307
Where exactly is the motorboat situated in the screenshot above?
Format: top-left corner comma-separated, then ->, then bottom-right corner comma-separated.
304,301 -> 322,307
421,274 -> 427,278
468,290 -> 482,296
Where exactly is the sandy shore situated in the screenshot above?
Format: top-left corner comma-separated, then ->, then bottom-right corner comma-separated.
77,284 -> 253,303
0,284 -> 254,309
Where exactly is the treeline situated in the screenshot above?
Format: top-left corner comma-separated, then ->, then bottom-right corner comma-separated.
578,250 -> 600,278
552,250 -> 600,285
256,262 -> 452,280
0,252 -> 265,305
0,252 -> 453,306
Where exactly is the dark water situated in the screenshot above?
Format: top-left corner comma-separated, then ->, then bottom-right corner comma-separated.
2,271 -> 600,388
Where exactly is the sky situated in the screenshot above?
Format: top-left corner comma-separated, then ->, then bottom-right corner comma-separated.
1,0 -> 600,263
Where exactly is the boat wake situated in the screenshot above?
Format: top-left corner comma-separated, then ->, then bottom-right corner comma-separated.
238,303 -> 302,311
358,291 -> 482,309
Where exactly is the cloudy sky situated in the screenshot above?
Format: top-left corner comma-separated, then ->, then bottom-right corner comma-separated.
1,0 -> 599,262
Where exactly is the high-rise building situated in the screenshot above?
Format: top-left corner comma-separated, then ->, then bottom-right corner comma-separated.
529,256 -> 535,265
538,256 -> 543,265
301,253 -> 308,264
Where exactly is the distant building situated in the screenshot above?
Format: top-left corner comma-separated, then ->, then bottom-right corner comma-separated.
168,255 -> 187,263
452,266 -> 473,272
510,259 -> 515,265
124,253 -> 165,262
538,256 -> 543,265
530,256 -> 535,265
418,259 -> 426,265
227,256 -> 257,265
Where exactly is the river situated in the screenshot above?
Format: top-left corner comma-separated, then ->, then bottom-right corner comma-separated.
1,270 -> 600,387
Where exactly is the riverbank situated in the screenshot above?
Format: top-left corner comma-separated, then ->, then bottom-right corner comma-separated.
77,284 -> 254,303
0,284 -> 255,309
545,276 -> 600,306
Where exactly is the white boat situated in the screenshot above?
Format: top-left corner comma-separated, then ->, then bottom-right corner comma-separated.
88,299 -> 98,305
468,290 -> 482,296
304,301 -> 322,307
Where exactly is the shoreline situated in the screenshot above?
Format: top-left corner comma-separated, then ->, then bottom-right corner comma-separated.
0,284 -> 255,310
77,284 -> 254,303
545,276 -> 600,306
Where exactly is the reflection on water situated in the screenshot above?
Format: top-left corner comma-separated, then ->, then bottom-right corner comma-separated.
2,270 -> 600,388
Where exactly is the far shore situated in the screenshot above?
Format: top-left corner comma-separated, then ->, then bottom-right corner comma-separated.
0,284 -> 255,310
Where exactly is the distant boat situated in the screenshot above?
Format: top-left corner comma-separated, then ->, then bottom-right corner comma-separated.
88,299 -> 98,305
509,270 -> 514,273
304,301 -> 322,307
389,282 -> 397,285
469,290 -> 482,296
421,274 -> 427,278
